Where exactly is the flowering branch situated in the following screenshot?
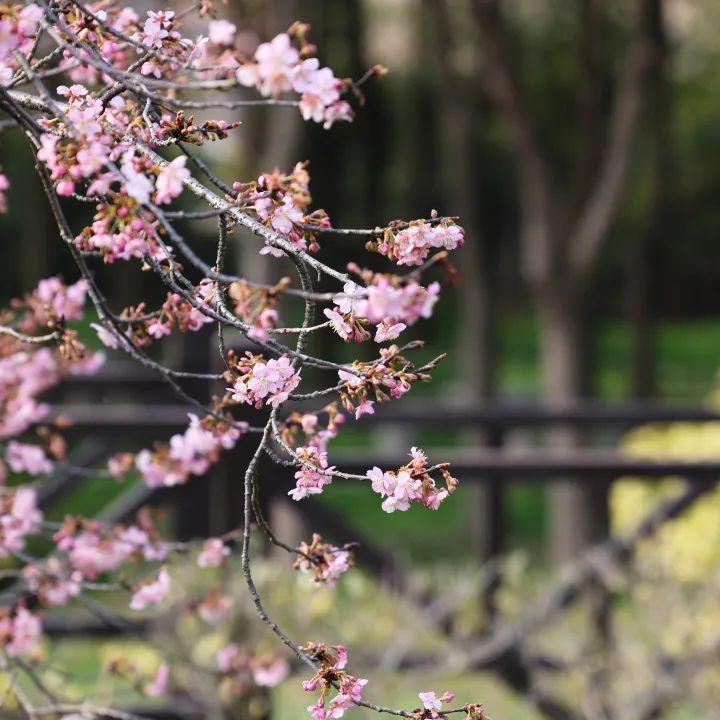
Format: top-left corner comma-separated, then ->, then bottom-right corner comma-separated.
0,3 -> 476,718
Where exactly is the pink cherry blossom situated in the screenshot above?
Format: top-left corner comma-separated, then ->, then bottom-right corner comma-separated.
374,321 -> 406,343
217,642 -> 241,673
144,665 -> 169,697
252,33 -> 299,96
324,308 -> 352,340
289,447 -> 335,500
6,441 -> 53,475
155,156 -> 190,205
270,193 -> 304,235
294,534 -> 353,586
3,607 -> 42,657
197,592 -> 232,624
130,568 -> 171,610
91,322 -> 120,349
228,353 -> 301,409
0,486 -> 42,556
197,538 -> 230,567
322,101 -> 353,129
252,656 -> 289,687
0,172 -> 8,213
208,19 -> 236,46
419,691 -> 443,712
122,162 -> 153,205
24,558 -> 82,606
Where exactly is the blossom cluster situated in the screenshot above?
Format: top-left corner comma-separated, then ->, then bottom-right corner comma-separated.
281,408 -> 344,501
367,220 -> 464,267
337,345 -> 442,419
233,162 -> 330,256
127,413 -> 245,488
237,30 -> 353,129
280,406 -> 345,455
0,486 -> 42,557
132,10 -> 197,79
74,191 -> 165,264
93,280 -> 216,351
1,507 -> 172,656
0,277 -> 100,477
0,605 -> 43,658
23,557 -> 82,607
53,513 -> 168,582
0,3 -> 44,84
36,86 -> 196,262
288,445 -> 336,501
217,642 -> 289,690
198,537 -> 231,568
54,4 -> 142,85
5,440 -> 54,476
153,110 -> 239,146
367,447 -> 458,513
227,352 -> 301,409
143,285 -> 213,341
324,273 -> 440,343
227,278 -> 289,342
415,690 -> 456,718
294,533 -> 354,586
194,587 -> 233,625
129,567 -> 171,610
301,643 -> 368,720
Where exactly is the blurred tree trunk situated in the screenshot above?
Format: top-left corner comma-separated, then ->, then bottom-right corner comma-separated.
471,0 -> 663,561
629,0 -> 670,399
538,284 -> 608,555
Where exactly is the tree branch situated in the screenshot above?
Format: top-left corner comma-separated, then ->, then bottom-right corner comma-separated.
568,0 -> 660,280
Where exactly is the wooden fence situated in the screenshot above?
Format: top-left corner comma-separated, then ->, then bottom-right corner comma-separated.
24,362 -> 720,719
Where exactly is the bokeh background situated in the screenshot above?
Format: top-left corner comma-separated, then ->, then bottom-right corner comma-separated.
5,1 -> 720,718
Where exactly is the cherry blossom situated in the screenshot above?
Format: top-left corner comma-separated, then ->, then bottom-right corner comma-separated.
155,156 -> 190,205
5,441 -> 53,476
1,606 -> 43,658
251,656 -> 289,687
135,413 -> 245,488
0,5 -> 485,717
24,559 -> 82,606
301,643 -> 366,719
228,353 -> 301,409
198,538 -> 230,568
366,447 -> 457,513
0,486 -> 42,556
130,567 -> 171,610
368,220 -> 464,266
238,33 -> 299,96
288,446 -> 335,500
294,533 -> 354,586
325,274 -> 441,344
417,690 -> 456,716
197,590 -> 233,624
143,664 -> 170,697
0,172 -> 8,213
217,642 -> 289,688
208,19 -> 236,47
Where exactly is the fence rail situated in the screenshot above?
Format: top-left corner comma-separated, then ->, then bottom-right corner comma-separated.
22,365 -> 720,719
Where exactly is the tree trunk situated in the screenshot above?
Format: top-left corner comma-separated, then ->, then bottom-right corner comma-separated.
539,285 -> 608,563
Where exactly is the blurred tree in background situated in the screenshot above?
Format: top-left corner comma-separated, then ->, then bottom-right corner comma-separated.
5,0 -> 720,560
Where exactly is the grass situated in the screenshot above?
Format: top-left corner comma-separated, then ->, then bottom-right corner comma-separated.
498,315 -> 720,401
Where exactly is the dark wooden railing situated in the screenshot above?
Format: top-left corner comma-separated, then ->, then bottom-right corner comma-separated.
22,363 -> 720,718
